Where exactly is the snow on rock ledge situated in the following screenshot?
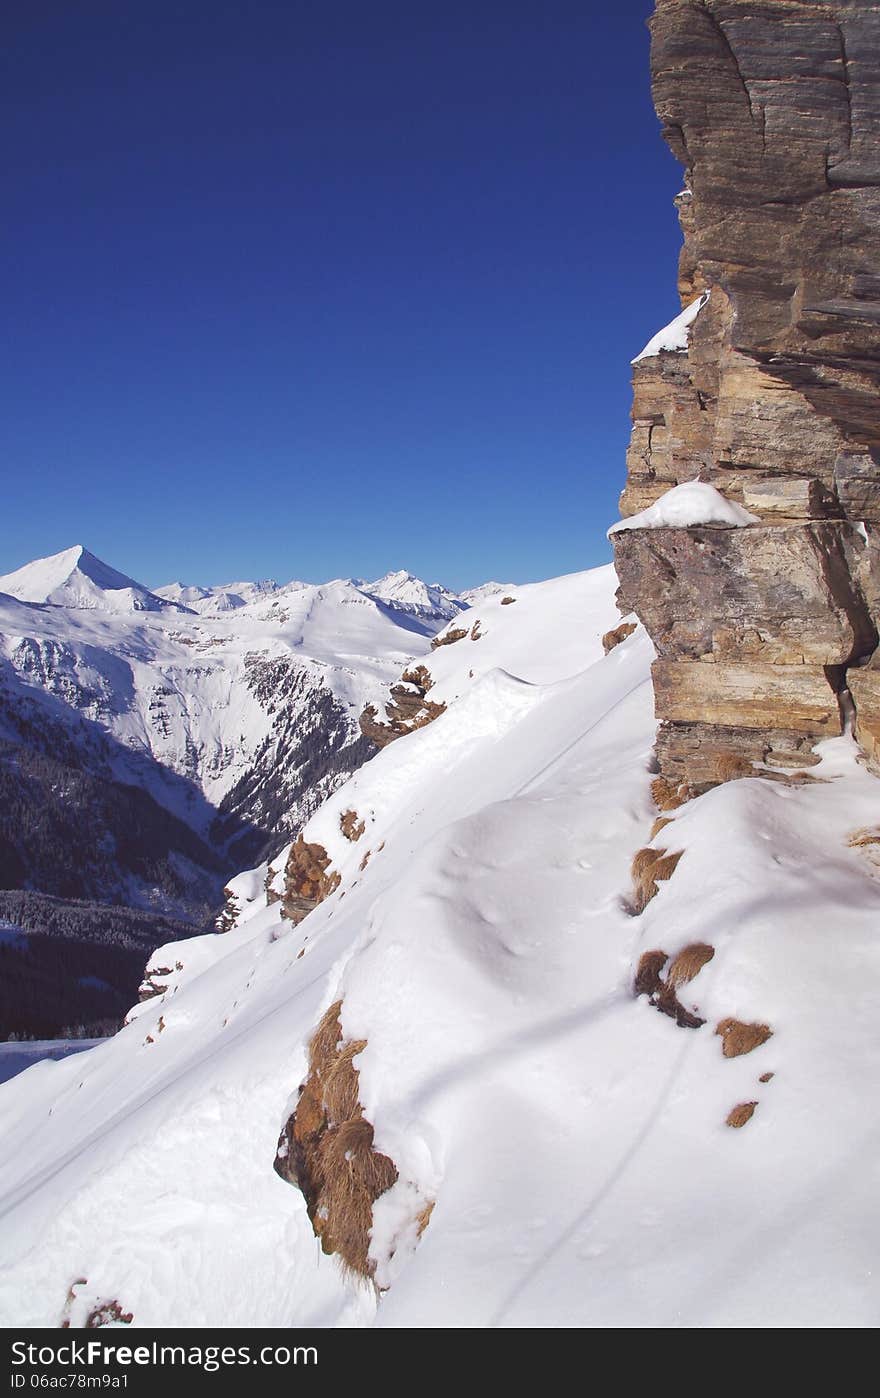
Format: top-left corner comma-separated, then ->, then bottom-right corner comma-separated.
608,481 -> 759,536
631,290 -> 709,364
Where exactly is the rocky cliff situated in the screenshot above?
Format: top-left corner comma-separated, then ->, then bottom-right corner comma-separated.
612,0 -> 880,795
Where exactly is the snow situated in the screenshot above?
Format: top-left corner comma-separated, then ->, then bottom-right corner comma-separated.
0,1039 -> 103,1088
0,559 -> 879,1327
0,553 -> 451,827
457,581 -> 516,607
0,922 -> 28,951
421,567 -> 621,708
361,570 -> 467,624
224,867 -> 265,906
154,579 -> 283,615
0,547 -> 181,615
609,481 -> 760,534
632,290 -> 710,364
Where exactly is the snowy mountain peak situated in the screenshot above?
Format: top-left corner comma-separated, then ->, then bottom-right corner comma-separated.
154,578 -> 282,615
363,569 -> 467,623
0,546 -> 183,615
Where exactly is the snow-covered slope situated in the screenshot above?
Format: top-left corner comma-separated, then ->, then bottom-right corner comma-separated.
0,546 -> 180,615
2,560 -> 875,1326
426,565 -> 620,698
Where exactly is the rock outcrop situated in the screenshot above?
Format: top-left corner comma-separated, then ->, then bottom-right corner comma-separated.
612,0 -> 880,791
280,836 -> 341,925
359,664 -> 446,748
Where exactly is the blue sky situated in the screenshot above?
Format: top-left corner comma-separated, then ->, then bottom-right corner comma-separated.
3,1 -> 683,590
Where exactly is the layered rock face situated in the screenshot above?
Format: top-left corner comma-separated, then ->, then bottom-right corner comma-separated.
613,0 -> 880,791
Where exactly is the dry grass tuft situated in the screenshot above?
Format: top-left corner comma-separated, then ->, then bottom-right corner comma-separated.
275,1001 -> 409,1282
602,620 -> 637,654
847,826 -> 880,848
651,776 -> 692,811
85,1300 -> 133,1328
726,1102 -> 757,1129
282,838 -> 341,922
415,1200 -> 435,1237
631,846 -> 662,882
634,949 -> 668,998
715,1017 -> 773,1058
665,942 -> 714,990
652,850 -> 683,883
758,1071 -> 774,1083
340,810 -> 366,842
634,939 -> 712,1032
715,752 -> 754,783
649,815 -> 674,842
400,664 -> 434,692
630,847 -> 684,915
309,1000 -> 344,1076
431,626 -> 468,650
322,1038 -> 368,1126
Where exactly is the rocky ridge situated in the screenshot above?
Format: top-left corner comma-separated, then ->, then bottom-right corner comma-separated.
612,0 -> 880,794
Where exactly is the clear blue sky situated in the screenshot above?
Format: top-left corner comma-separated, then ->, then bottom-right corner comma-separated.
3,0 -> 683,591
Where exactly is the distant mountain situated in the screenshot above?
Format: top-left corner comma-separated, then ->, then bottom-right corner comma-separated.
0,546 -> 183,615
154,579 -> 282,615
152,568 -> 519,625
0,547 -> 486,1036
458,580 -> 516,607
360,570 -> 468,624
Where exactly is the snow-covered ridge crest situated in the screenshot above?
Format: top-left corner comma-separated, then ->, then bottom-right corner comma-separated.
0,546 -> 184,615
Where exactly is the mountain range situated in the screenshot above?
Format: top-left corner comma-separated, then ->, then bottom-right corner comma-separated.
0,545 -> 510,1036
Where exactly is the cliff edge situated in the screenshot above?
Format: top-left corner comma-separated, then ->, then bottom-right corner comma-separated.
612,0 -> 880,793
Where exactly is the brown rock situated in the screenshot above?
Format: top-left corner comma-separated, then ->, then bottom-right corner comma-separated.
846,666 -> 880,770
614,522 -> 875,666
652,659 -> 843,733
611,0 -> 880,788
